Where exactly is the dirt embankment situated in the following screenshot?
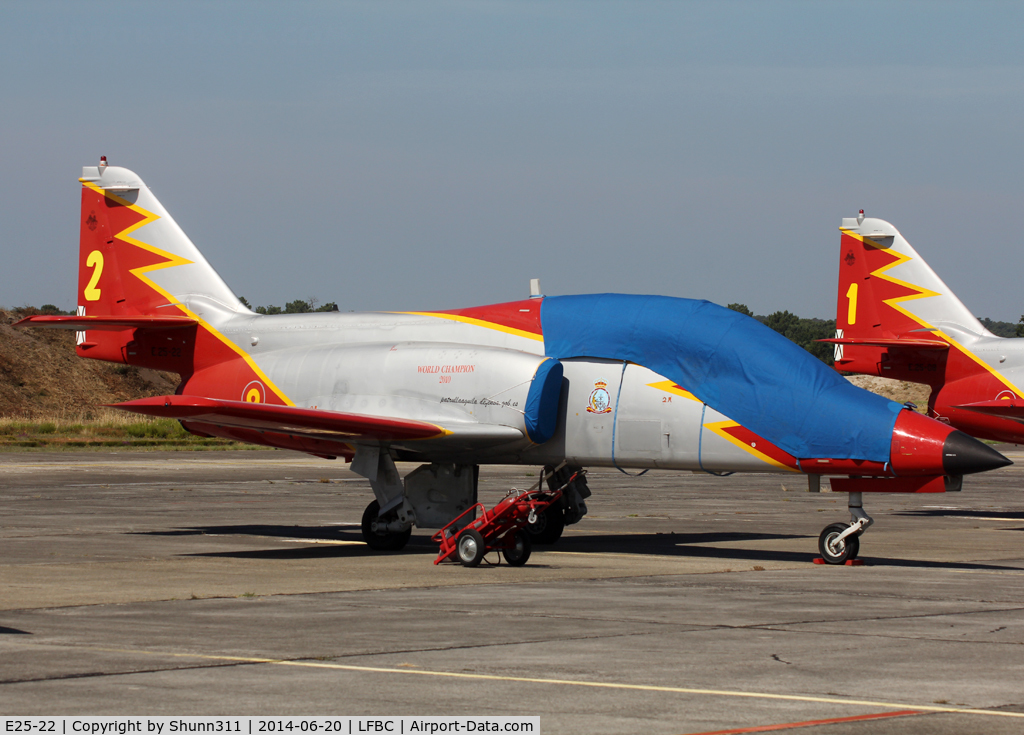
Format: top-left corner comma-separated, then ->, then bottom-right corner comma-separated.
845,374 -> 932,411
0,309 -> 178,418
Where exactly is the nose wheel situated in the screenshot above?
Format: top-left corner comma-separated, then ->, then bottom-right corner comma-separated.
817,491 -> 873,565
818,523 -> 860,564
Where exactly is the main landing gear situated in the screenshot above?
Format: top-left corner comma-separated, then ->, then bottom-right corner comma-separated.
353,448 -> 475,552
818,491 -> 873,564
361,499 -> 412,551
527,464 -> 590,545
355,452 -> 593,553
526,504 -> 565,545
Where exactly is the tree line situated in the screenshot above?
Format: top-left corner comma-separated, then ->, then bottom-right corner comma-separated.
980,317 -> 1024,338
11,300 -> 340,317
236,297 -> 338,315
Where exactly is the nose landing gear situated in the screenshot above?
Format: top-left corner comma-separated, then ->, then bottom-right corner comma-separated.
818,491 -> 873,565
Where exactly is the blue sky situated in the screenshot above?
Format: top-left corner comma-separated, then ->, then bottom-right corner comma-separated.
4,1 -> 1024,319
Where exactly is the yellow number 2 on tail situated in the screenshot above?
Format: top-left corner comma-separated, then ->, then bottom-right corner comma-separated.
84,250 -> 104,301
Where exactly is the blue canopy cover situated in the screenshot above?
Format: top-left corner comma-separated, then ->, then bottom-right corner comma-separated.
540,294 -> 901,462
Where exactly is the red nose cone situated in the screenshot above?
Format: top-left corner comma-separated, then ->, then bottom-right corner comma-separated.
891,410 -> 1011,476
890,411 -> 951,475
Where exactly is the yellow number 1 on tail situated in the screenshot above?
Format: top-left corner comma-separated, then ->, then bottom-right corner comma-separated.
846,282 -> 858,325
84,250 -> 104,301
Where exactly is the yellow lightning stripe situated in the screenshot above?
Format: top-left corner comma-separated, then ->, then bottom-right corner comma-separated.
842,228 -> 1024,398
646,383 -> 795,470
647,380 -> 700,402
703,419 -> 798,472
82,181 -> 295,407
399,312 -> 544,342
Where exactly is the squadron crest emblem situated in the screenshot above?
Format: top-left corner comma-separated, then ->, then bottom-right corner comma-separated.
587,381 -> 612,414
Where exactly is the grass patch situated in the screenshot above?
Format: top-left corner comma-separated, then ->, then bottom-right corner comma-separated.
0,411 -> 253,452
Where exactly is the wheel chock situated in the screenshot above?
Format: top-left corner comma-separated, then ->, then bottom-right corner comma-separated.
813,558 -> 866,566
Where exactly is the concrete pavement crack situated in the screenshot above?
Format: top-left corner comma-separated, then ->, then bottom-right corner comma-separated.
0,629 -> 654,686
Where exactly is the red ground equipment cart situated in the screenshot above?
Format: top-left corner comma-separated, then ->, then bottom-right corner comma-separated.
433,465 -> 583,567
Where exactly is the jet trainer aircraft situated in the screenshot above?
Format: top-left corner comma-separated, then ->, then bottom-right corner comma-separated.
16,162 -> 1011,565
826,213 -> 1024,445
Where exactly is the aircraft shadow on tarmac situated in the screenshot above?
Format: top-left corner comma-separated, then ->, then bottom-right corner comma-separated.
137,525 -> 1022,570
896,509 -> 1024,522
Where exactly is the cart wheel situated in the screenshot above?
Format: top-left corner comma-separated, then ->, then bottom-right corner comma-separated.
527,505 -> 565,545
502,530 -> 532,567
457,529 -> 487,567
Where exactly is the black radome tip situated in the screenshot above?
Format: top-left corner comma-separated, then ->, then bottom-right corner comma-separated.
942,431 -> 1013,475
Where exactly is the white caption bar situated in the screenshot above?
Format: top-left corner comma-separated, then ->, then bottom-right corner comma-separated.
1,718 -> 539,735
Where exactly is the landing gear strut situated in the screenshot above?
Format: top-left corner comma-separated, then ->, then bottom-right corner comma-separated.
352,446 -> 474,552
818,491 -> 873,564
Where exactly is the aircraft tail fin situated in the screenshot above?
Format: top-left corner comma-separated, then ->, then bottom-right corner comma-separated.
76,158 -> 246,322
829,214 -> 981,380
70,158 -> 252,368
21,159 -> 251,374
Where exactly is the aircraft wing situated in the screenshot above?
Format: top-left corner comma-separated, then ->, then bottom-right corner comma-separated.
110,396 -> 523,446
15,315 -> 198,330
953,399 -> 1024,423
818,337 -> 949,350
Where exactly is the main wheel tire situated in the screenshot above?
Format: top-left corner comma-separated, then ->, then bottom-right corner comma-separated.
457,528 -> 487,567
527,505 -> 565,545
818,522 -> 859,564
501,530 -> 532,567
361,500 -> 412,551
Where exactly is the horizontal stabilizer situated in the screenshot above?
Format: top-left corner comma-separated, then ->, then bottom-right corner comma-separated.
818,337 -> 948,350
954,399 -> 1024,423
14,315 -> 198,331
